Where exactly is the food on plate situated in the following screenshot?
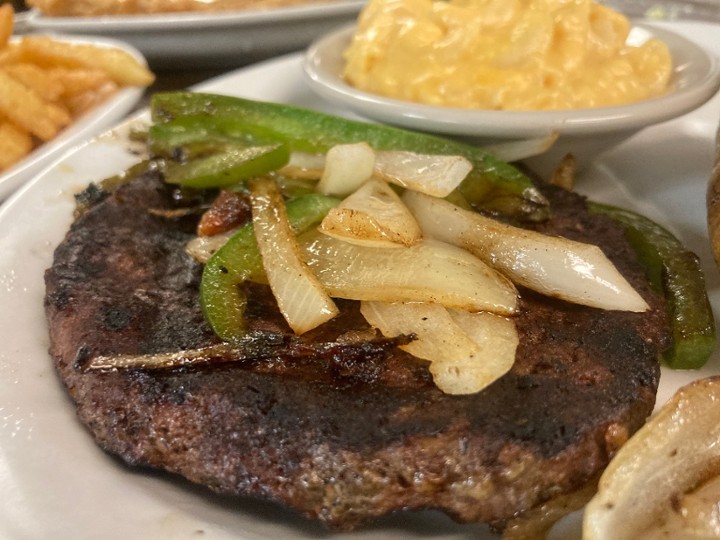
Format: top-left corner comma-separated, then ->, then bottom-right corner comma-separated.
343,0 -> 672,110
584,377 -> 720,540
44,93 -> 713,532
590,202 -> 715,370
0,5 -> 154,174
27,0 -> 344,15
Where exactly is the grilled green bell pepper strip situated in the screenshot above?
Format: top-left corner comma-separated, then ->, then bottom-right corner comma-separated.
200,192 -> 340,343
162,143 -> 290,189
147,114 -> 282,159
590,202 -> 716,370
149,92 -> 550,221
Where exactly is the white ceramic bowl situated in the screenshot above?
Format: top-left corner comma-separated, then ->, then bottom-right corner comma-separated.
303,23 -> 720,175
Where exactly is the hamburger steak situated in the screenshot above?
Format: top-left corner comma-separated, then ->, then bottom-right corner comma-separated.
44,168 -> 671,532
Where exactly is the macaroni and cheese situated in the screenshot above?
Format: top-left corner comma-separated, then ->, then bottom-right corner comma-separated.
343,0 -> 672,110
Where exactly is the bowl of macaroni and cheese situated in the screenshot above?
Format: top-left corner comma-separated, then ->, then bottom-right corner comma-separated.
302,0 -> 720,174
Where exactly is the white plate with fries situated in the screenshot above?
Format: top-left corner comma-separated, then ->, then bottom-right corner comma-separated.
0,15 -> 154,201
15,0 -> 366,69
0,18 -> 719,540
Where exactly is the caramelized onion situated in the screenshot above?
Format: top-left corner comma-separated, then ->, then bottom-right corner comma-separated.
186,227 -> 240,263
316,143 -> 472,198
316,142 -> 375,196
373,149 -> 472,197
584,376 -> 720,540
250,178 -> 338,334
404,190 -> 649,312
277,151 -> 326,179
78,335 -> 411,372
361,301 -> 517,394
301,230 -> 517,314
319,178 -> 422,248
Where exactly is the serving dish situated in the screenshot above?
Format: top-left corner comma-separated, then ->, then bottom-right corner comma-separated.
0,19 -> 719,540
0,34 -> 147,202
303,22 -> 720,174
15,1 -> 366,69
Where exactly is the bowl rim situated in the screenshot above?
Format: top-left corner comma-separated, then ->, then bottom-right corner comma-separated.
302,22 -> 720,138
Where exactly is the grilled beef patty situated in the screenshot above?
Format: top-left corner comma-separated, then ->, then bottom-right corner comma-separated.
44,170 -> 671,531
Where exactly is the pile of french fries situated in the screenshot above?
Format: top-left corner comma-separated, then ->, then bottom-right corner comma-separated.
0,5 -> 155,173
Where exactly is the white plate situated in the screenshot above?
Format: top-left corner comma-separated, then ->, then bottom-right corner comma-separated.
0,34 -> 146,202
1,19 -> 719,540
303,23 -> 720,172
16,1 -> 365,69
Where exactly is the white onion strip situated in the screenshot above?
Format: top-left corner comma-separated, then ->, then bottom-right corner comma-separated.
404,190 -> 649,312
584,377 -> 720,540
185,227 -> 240,264
319,178 -> 422,248
361,301 -> 518,394
373,150 -> 472,197
250,178 -> 338,334
316,142 -> 375,196
277,151 -> 326,179
300,231 -> 517,315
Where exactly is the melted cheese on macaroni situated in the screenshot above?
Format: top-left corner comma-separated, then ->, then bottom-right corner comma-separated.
343,0 -> 672,110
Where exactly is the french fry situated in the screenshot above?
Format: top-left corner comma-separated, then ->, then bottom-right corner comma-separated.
0,4 -> 13,49
3,63 -> 65,102
0,118 -> 33,172
49,67 -> 120,114
48,67 -> 114,99
0,70 -> 70,141
64,80 -> 119,116
0,42 -> 22,66
18,36 -> 155,87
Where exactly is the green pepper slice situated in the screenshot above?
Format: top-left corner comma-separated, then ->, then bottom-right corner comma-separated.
162,144 -> 290,189
590,202 -> 716,369
150,92 -> 549,221
200,192 -> 340,343
147,114 -> 282,159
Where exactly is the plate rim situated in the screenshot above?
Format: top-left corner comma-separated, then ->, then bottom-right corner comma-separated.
20,0 -> 367,31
